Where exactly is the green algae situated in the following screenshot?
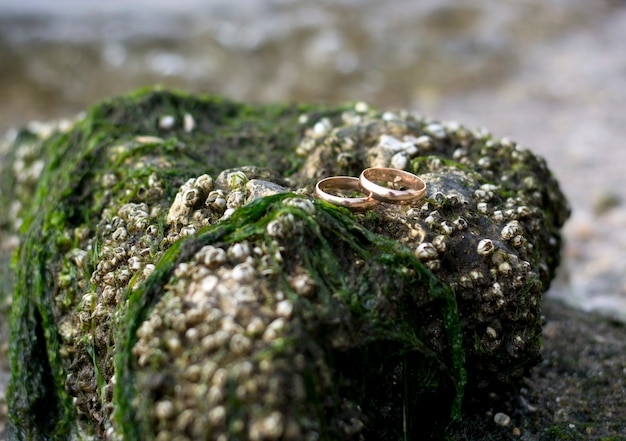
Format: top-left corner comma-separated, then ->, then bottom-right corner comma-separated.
6,89 -> 331,439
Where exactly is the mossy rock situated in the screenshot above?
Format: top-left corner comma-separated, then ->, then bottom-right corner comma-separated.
2,88 -> 569,440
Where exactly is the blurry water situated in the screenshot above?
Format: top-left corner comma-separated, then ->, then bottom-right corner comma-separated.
1,0 -> 626,320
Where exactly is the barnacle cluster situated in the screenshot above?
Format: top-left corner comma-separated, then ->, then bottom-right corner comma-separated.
166,166 -> 288,235
57,161 -> 290,434
4,90 -> 568,440
293,104 -> 569,382
55,146 -> 172,428
130,239 -> 324,441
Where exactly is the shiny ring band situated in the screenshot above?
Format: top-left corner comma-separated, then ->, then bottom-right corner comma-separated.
314,176 -> 377,211
359,167 -> 427,203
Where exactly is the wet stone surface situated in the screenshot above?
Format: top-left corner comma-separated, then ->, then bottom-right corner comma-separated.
0,90 -> 570,440
292,108 -> 570,386
453,299 -> 626,441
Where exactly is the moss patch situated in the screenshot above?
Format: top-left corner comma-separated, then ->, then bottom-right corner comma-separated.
3,88 -> 570,440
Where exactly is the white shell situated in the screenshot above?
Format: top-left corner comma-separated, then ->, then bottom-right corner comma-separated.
494,412 -> 511,427
158,115 -> 175,130
391,152 -> 408,170
415,242 -> 438,261
183,113 -> 195,133
476,239 -> 495,256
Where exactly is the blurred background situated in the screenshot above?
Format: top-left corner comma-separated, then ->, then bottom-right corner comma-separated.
2,0 -> 626,409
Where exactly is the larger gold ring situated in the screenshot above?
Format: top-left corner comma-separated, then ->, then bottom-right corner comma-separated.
359,167 -> 426,203
314,176 -> 377,211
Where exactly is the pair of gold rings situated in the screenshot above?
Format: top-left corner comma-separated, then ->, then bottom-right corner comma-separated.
314,167 -> 427,211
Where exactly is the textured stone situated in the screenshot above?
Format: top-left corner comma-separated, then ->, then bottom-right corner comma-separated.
1,89 -> 568,440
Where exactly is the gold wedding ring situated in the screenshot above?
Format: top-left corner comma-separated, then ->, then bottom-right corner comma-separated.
359,167 -> 426,203
314,176 -> 376,211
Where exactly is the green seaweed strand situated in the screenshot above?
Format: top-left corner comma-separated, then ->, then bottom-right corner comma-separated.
317,201 -> 467,426
7,111 -> 114,439
8,234 -> 74,440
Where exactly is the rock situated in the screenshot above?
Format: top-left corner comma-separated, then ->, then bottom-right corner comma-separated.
1,89 -> 569,440
293,108 -> 569,387
446,298 -> 626,440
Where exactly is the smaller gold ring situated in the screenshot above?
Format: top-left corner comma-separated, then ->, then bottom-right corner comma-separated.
314,176 -> 377,211
359,167 -> 426,203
